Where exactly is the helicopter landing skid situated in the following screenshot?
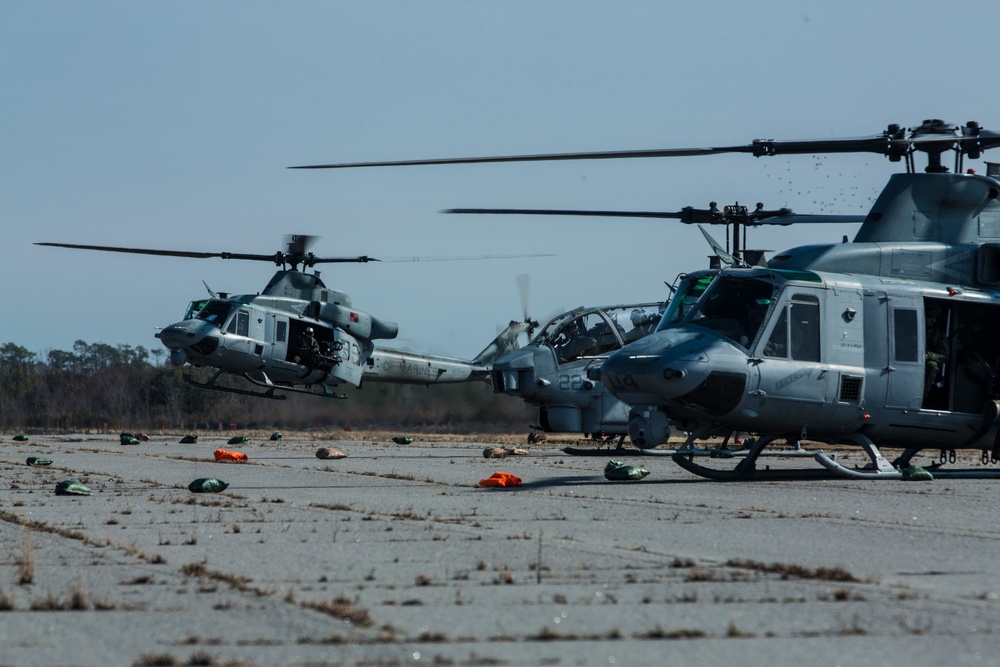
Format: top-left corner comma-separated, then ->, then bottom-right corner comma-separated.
563,445 -> 817,458
183,373 -> 288,400
241,373 -> 348,399
816,444 -> 1000,480
670,434 -> 837,481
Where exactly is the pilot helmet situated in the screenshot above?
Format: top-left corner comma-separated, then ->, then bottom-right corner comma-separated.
305,327 -> 314,334
630,309 -> 646,326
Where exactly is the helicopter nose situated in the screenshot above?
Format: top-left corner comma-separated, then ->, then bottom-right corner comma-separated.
600,331 -> 703,403
491,348 -> 537,396
600,328 -> 748,417
156,320 -> 220,359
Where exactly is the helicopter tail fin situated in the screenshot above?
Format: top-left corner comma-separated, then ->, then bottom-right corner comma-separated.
472,321 -> 529,366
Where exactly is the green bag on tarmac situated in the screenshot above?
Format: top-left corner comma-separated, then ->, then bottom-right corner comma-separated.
26,457 -> 53,466
189,478 -> 229,493
55,480 -> 93,496
604,459 -> 650,481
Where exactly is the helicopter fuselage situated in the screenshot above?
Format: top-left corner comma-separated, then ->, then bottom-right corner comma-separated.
156,269 -> 524,395
604,265 -> 1000,454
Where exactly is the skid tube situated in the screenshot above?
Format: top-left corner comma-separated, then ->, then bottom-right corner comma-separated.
671,433 -> 838,481
183,372 -> 287,400
816,447 -> 1000,480
565,431 -> 817,459
242,372 -> 348,399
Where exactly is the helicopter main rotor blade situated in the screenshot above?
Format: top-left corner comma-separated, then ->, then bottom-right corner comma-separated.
444,208 -> 865,225
35,242 -> 379,264
446,207 -> 685,219
376,252 -> 554,263
35,242 -> 274,262
291,122 -> 1000,170
289,135 -> 908,170
290,147 -> 728,170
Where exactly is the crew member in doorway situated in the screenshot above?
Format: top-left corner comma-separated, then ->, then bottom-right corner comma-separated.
294,327 -> 321,368
924,307 -> 948,400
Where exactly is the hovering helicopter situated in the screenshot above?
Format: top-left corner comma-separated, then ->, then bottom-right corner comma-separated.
448,204 -> 863,451
294,119 -> 1000,479
36,235 -> 541,399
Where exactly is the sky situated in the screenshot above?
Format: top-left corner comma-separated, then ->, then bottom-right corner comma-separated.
4,1 -> 1000,362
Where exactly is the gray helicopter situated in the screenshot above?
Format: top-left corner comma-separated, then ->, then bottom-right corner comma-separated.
448,204 -> 865,451
587,120 -> 1000,480
294,119 -> 1000,479
37,235 -> 537,399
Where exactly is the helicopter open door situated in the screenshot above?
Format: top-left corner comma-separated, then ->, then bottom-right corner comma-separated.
881,296 -> 926,410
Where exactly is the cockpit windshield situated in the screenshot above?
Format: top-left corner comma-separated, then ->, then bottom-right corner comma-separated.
184,299 -> 209,321
657,272 -> 716,332
685,276 -> 775,348
193,300 -> 235,327
534,306 -> 665,364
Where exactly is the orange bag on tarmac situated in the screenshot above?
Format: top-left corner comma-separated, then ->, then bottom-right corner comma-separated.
214,449 -> 248,462
478,471 -> 522,488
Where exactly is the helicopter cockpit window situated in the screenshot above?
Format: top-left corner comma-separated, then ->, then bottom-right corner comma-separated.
551,312 -> 622,363
688,276 -> 774,348
609,304 -> 663,343
657,273 -> 716,332
194,300 -> 235,327
534,311 -> 576,346
184,299 -> 209,321
226,309 -> 250,337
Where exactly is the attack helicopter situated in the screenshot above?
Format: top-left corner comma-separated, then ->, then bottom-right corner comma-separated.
448,204 -> 863,451
36,235 -> 540,399
294,119 -> 1000,479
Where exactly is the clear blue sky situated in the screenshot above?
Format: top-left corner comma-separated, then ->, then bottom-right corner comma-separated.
4,1 -> 999,361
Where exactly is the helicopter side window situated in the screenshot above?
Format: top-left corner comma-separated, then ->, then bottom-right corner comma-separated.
789,294 -> 820,362
227,310 -> 250,337
276,321 -> 287,343
763,308 -> 789,358
892,309 -> 919,363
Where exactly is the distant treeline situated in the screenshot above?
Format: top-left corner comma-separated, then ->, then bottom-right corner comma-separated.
0,341 -> 533,432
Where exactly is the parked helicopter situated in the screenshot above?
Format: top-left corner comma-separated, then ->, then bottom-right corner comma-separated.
294,119 -> 1000,479
36,235 -> 540,399
448,204 -> 863,452
588,120 -> 1000,480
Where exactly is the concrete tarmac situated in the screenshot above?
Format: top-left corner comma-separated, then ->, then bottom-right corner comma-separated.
1,432 -> 998,666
